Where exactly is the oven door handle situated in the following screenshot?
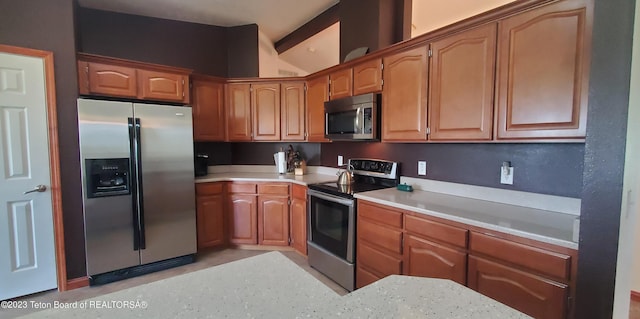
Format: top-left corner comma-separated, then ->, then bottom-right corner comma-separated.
308,189 -> 354,206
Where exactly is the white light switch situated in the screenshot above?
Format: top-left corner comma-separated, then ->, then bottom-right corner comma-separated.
338,155 -> 344,166
418,161 -> 427,176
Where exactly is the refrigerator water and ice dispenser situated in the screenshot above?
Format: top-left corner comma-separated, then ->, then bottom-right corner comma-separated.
85,158 -> 130,198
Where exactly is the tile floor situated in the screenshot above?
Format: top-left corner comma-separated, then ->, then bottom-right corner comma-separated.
0,248 -> 347,319
3,248 -> 640,319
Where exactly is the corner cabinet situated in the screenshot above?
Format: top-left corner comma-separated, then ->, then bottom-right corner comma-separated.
428,23 -> 497,141
306,76 -> 330,142
77,53 -> 191,103
495,0 -> 592,140
251,83 -> 281,141
257,183 -> 290,246
382,46 -> 429,142
228,183 -> 258,244
192,76 -> 225,141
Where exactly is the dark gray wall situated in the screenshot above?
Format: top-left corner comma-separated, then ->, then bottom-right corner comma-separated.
232,143 -> 322,166
194,142 -> 232,165
226,24 -> 260,78
77,7 -> 229,76
575,0 -> 635,316
0,0 -> 86,279
321,142 -> 585,198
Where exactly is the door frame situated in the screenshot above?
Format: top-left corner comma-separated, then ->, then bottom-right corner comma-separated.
0,44 -> 68,291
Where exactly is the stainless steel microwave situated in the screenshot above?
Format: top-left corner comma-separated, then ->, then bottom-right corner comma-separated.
324,93 -> 380,141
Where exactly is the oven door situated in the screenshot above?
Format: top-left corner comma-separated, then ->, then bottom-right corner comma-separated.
307,190 -> 355,263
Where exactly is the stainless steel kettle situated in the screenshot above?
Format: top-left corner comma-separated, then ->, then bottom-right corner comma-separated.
337,164 -> 354,185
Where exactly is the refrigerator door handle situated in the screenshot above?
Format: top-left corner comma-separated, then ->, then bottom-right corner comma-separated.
128,117 -> 141,251
135,118 -> 147,249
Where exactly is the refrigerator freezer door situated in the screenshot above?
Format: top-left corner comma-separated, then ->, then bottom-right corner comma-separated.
134,103 -> 196,264
78,99 -> 140,275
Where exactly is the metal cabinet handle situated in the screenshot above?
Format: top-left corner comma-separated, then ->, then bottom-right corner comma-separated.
24,185 -> 47,194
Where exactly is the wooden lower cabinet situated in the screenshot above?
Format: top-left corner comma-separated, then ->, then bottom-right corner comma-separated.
195,183 -> 226,249
468,256 -> 569,319
228,194 -> 258,244
258,195 -> 289,246
290,184 -> 307,255
403,234 -> 467,285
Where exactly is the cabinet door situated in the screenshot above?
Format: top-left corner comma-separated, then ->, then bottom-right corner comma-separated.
226,83 -> 253,141
356,241 -> 402,286
468,256 -> 568,319
192,80 -> 225,141
252,83 -> 281,141
403,235 -> 467,285
290,195 -> 307,255
258,196 -> 289,246
306,76 -> 330,142
496,0 -> 592,139
196,194 -> 226,249
353,58 -> 382,95
228,194 -> 257,244
329,68 -> 353,100
429,24 -> 496,141
137,69 -> 188,102
281,82 -> 306,141
382,46 -> 429,141
82,61 -> 137,98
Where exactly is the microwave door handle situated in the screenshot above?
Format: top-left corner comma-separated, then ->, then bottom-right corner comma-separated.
355,108 -> 360,133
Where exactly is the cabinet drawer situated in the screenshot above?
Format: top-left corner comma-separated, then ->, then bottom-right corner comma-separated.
470,232 -> 571,281
196,182 -> 223,195
258,183 -> 289,195
358,202 -> 403,228
468,256 -> 568,319
358,218 -> 402,254
405,214 -> 468,248
291,184 -> 306,200
228,183 -> 257,194
357,242 -> 402,277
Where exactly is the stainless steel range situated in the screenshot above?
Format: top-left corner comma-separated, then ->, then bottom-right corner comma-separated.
307,158 -> 399,291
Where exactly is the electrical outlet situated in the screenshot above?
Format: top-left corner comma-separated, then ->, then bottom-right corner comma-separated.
500,167 -> 514,185
338,155 -> 344,166
418,161 -> 427,176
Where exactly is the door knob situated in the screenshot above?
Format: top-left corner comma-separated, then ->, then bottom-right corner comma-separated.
24,185 -> 47,194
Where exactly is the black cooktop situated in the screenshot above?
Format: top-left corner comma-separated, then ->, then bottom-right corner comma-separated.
308,159 -> 399,199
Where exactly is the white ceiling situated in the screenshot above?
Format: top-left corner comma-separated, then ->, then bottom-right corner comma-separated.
77,0 -> 339,42
278,22 -> 340,74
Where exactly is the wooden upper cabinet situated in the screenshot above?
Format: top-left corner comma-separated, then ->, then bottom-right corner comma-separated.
137,69 -> 189,103
329,68 -> 353,100
79,61 -> 137,98
251,83 -> 281,141
382,46 -> 429,142
353,58 -> 383,95
226,83 -> 252,141
306,76 -> 330,142
192,79 -> 225,141
429,24 -> 497,141
496,0 -> 592,140
281,82 -> 306,141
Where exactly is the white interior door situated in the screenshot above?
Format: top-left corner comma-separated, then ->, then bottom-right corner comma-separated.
0,52 -> 57,300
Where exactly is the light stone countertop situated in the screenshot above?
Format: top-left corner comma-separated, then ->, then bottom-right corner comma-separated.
195,172 -> 338,186
194,165 -> 578,249
19,252 -> 530,319
355,188 -> 578,249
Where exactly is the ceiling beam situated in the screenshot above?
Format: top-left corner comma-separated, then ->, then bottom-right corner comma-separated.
274,3 -> 340,54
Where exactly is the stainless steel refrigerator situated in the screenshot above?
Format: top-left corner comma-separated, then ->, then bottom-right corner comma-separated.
78,98 -> 196,284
